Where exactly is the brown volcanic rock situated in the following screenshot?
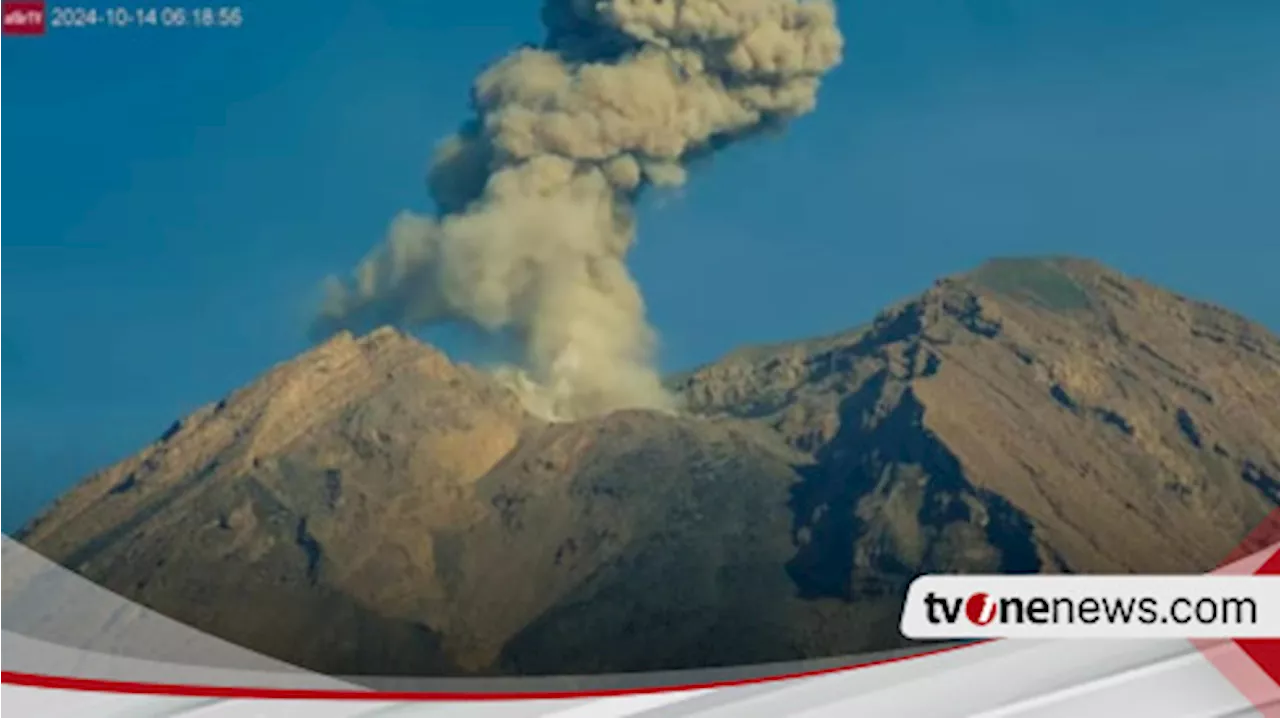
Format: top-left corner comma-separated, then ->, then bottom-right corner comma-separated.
16,327 -> 530,674
16,257 -> 1280,675
677,258 -> 1279,585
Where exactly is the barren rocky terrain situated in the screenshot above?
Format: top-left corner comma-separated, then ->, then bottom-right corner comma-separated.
16,257 -> 1280,675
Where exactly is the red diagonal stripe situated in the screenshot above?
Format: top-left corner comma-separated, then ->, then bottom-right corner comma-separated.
1235,543 -> 1280,691
1220,510 -> 1280,569
1198,508 -> 1280,715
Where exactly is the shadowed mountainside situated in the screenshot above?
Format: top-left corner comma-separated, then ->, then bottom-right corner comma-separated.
15,257 -> 1280,675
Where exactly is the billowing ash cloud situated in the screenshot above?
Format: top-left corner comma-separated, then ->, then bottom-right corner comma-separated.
313,0 -> 844,421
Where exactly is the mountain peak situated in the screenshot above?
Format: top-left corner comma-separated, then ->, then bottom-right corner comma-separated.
15,256 -> 1280,677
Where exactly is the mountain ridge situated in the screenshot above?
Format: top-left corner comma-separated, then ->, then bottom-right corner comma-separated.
15,256 -> 1280,675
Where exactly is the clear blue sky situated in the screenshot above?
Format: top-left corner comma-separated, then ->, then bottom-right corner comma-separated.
3,0 -> 1278,532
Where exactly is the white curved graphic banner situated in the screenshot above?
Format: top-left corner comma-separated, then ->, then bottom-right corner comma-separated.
4,534 -> 1278,716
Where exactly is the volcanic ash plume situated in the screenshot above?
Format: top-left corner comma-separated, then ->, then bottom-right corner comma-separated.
313,0 -> 844,421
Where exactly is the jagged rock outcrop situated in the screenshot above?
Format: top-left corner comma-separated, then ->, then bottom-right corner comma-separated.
16,257 -> 1280,675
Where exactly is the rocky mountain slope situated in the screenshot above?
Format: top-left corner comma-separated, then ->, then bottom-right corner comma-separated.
15,257 -> 1280,675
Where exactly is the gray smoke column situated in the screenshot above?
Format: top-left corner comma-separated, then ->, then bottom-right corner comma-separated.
313,0 -> 844,421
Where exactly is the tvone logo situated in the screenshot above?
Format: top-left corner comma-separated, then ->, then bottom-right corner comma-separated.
965,592 -> 998,626
4,8 -> 38,23
2,1 -> 45,35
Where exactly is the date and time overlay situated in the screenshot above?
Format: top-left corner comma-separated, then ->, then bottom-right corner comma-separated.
3,0 -> 242,34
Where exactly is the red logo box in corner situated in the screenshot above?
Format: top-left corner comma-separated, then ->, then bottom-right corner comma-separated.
2,1 -> 46,35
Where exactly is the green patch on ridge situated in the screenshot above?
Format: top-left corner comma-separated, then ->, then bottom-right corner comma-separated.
968,257 -> 1092,312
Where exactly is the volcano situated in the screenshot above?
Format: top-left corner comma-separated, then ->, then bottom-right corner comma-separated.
17,257 -> 1280,676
